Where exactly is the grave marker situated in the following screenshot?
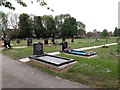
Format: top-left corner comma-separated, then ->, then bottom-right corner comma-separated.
44,39 -> 48,44
33,42 -> 44,56
62,41 -> 68,51
27,38 -> 32,46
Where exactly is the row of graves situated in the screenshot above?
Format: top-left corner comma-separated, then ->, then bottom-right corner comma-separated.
2,38 -> 33,48
29,39 -> 97,72
29,42 -> 76,72
2,37 -> 97,72
2,37 -> 75,48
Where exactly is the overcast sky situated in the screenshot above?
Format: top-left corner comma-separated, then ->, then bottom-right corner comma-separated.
0,0 -> 119,32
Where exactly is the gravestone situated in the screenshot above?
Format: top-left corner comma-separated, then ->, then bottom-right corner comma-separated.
51,38 -> 55,44
106,39 -> 108,42
62,41 -> 68,51
71,38 -> 74,43
33,42 -> 44,56
62,38 -> 65,42
4,39 -> 11,48
27,38 -> 32,46
16,39 -> 20,43
44,39 -> 48,44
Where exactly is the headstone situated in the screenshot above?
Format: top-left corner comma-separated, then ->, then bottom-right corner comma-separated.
33,42 -> 44,56
16,39 -> 20,43
27,38 -> 32,46
106,39 -> 108,42
44,39 -> 48,44
51,38 -> 55,44
62,38 -> 65,42
71,38 -> 74,43
4,39 -> 11,48
62,41 -> 68,51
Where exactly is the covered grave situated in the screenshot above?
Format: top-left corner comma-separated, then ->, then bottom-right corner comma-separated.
29,42 -> 76,71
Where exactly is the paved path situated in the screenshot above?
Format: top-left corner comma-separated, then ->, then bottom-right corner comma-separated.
0,46 -> 27,51
1,54 -> 89,88
74,43 -> 117,51
48,43 -> 117,55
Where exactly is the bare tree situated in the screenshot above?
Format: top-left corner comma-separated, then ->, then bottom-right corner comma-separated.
7,12 -> 19,39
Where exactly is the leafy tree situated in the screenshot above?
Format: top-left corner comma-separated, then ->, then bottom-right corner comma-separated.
114,27 -> 119,37
61,17 -> 77,38
87,32 -> 93,38
34,16 -> 45,38
76,21 -> 86,38
19,13 -> 32,38
55,14 -> 71,38
0,0 -> 54,12
42,15 -> 56,38
101,29 -> 109,38
0,11 -> 8,38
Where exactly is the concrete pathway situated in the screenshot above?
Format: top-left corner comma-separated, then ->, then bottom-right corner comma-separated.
1,54 -> 89,88
0,46 -> 27,51
48,43 -> 117,55
74,43 -> 117,51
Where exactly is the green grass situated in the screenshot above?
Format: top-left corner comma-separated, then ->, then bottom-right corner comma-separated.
1,38 -> 119,88
10,38 -> 116,48
2,38 -> 117,59
27,45 -> 119,88
56,45 -> 119,88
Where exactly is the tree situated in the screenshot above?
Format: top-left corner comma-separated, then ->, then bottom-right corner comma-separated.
0,11 -> 8,38
19,13 -> 32,38
7,12 -> 19,39
76,21 -> 86,38
42,15 -> 56,38
101,29 -> 109,38
114,27 -> 119,37
34,16 -> 44,38
55,14 -> 71,38
61,17 -> 77,38
87,32 -> 93,38
0,0 -> 54,12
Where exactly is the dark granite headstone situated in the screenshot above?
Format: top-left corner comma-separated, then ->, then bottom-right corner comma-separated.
27,38 -> 32,46
4,39 -> 11,48
33,42 -> 44,56
16,39 -> 20,43
51,38 -> 55,44
62,38 -> 65,42
44,39 -> 48,44
71,38 -> 74,43
62,41 -> 68,51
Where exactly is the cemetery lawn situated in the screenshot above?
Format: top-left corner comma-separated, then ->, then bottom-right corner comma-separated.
2,43 -> 119,88
11,38 -> 116,48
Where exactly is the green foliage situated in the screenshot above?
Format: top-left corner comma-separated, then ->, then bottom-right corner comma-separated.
101,29 -> 109,38
114,27 -> 118,37
87,32 -> 93,38
61,17 -> 77,38
19,13 -> 32,38
43,15 -> 57,38
0,0 -> 54,12
34,16 -> 45,38
0,11 -> 8,32
76,21 -> 86,38
1,12 -> 86,39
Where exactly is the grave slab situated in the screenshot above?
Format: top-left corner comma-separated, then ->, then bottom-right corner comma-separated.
19,58 -> 31,63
